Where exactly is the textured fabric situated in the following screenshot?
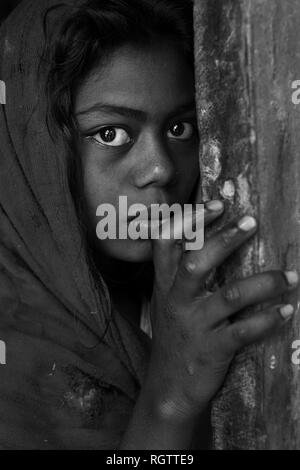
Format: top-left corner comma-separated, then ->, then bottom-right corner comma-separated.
0,0 -> 151,449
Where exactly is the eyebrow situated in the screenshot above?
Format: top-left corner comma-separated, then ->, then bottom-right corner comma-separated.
75,102 -> 196,121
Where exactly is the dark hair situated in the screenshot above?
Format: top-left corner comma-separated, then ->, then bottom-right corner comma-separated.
44,0 -> 194,144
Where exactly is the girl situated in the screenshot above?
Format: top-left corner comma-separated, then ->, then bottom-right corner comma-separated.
0,0 -> 298,449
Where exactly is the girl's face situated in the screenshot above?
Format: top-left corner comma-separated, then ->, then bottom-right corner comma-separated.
74,40 -> 199,263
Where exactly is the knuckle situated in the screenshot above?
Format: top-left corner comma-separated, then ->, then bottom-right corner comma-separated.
182,258 -> 198,276
231,325 -> 247,347
221,283 -> 242,307
181,256 -> 209,281
219,229 -> 234,250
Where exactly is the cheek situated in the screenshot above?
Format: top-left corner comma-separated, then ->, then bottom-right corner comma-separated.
81,148 -> 116,211
83,168 -> 103,212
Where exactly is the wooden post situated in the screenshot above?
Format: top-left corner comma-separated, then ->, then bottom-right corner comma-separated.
194,0 -> 300,449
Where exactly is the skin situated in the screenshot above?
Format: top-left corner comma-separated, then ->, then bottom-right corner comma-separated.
74,39 -> 299,449
75,41 -> 199,270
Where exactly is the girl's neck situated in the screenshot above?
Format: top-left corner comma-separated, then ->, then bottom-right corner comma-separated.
93,253 -> 154,328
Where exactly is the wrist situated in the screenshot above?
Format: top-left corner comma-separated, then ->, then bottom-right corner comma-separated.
140,374 -> 206,426
121,374 -> 210,450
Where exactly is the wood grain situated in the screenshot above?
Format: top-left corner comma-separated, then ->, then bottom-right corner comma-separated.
194,0 -> 300,449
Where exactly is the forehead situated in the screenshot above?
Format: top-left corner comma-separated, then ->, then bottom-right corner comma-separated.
74,42 -> 195,117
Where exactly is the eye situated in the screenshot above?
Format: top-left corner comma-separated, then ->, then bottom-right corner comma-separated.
91,126 -> 132,147
167,122 -> 196,141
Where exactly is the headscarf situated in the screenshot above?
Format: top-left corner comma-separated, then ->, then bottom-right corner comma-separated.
0,0 -> 151,449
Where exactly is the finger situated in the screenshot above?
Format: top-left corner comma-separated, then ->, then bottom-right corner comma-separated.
150,211 -> 188,290
150,202 -> 223,290
219,303 -> 296,355
203,200 -> 224,226
175,215 -> 258,299
204,270 -> 299,326
192,176 -> 224,222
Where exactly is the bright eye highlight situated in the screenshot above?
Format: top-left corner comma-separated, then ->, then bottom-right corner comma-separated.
91,126 -> 132,147
167,122 -> 196,141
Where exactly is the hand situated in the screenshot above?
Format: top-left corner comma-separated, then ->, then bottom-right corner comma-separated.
146,199 -> 299,421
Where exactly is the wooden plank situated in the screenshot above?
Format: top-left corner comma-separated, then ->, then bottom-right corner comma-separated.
194,0 -> 300,449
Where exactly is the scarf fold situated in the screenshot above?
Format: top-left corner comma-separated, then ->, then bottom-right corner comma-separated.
0,0 -> 151,450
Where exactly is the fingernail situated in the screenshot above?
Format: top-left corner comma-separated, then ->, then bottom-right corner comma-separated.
206,200 -> 224,212
237,216 -> 257,232
279,304 -> 294,320
284,271 -> 299,287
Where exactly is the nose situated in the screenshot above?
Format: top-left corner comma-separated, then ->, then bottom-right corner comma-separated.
131,133 -> 178,188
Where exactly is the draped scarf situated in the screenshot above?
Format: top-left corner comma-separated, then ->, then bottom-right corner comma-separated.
0,0 -> 152,449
